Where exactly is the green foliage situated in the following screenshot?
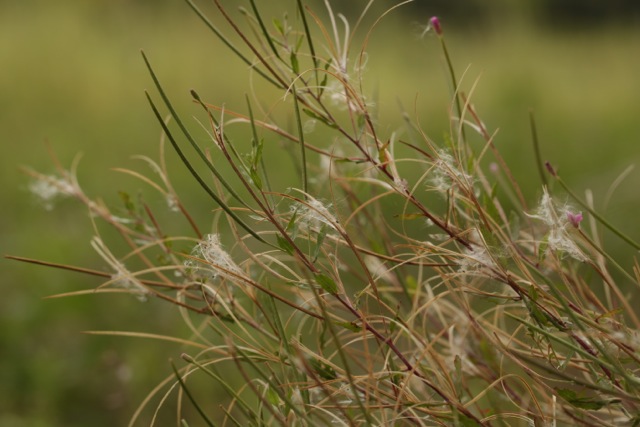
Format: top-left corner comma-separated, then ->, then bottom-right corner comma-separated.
8,1 -> 640,426
314,273 -> 337,295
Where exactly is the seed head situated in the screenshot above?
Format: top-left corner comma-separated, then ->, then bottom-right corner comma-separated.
527,189 -> 587,261
192,234 -> 242,280
29,173 -> 76,210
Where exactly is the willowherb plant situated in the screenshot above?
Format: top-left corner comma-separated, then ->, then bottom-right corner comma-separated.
12,1 -> 640,426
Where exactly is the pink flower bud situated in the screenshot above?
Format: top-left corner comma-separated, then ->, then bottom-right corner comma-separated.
566,211 -> 583,228
430,16 -> 442,36
544,161 -> 557,177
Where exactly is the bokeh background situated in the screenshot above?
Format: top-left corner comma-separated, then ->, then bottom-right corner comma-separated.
3,0 -> 640,425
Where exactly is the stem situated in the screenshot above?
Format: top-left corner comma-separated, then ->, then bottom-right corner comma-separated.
435,27 -> 466,146
555,176 -> 640,250
292,84 -> 309,195
529,110 -> 548,188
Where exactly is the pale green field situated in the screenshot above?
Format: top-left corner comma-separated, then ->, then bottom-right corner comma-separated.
3,1 -> 639,425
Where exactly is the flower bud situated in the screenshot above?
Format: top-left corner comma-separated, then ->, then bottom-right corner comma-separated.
544,161 -> 557,177
429,16 -> 442,36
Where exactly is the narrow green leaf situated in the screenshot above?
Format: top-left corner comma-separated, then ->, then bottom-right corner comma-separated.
335,321 -> 362,332
292,85 -> 308,194
434,27 -> 466,145
555,388 -> 610,410
404,275 -> 418,296
285,209 -> 299,245
456,412 -> 481,427
245,94 -> 272,198
453,355 -> 465,399
171,360 -> 216,427
319,72 -> 329,90
182,354 -> 258,423
248,0 -> 281,60
558,351 -> 574,371
529,110 -> 548,188
537,234 -> 548,264
296,0 -> 319,88
482,191 -> 500,224
312,223 -> 327,262
524,293 -> 549,327
144,91 -> 271,247
232,346 -> 311,423
479,224 -> 500,252
265,384 -> 283,407
309,358 -> 337,380
252,138 -> 264,172
273,18 -> 284,35
507,312 -> 616,371
141,52 -> 250,210
302,108 -> 338,129
290,50 -> 300,74
356,112 -> 366,136
118,191 -> 135,212
318,59 -> 332,94
276,234 -> 295,255
315,273 -> 337,294
184,0 -> 281,88
249,169 -> 263,190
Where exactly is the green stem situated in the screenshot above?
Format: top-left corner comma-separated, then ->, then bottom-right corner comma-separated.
245,94 -> 274,200
141,51 -> 250,209
555,176 -> 640,250
436,33 -> 466,146
145,91 -> 270,246
184,0 -> 282,88
529,110 -> 548,188
248,0 -> 282,61
292,84 -> 308,195
296,0 -> 320,88
171,360 -> 216,427
181,354 -> 259,423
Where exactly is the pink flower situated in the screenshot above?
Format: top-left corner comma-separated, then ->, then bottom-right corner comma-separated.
429,16 -> 442,36
566,211 -> 583,228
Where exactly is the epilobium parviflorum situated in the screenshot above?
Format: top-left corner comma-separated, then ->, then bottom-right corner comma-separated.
12,1 -> 640,426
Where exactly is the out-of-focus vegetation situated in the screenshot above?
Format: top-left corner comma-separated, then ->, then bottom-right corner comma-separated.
3,1 -> 639,425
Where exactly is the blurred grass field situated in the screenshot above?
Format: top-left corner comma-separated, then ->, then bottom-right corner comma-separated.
2,1 -> 639,425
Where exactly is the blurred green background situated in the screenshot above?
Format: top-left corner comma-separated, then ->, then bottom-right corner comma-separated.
3,1 -> 639,425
